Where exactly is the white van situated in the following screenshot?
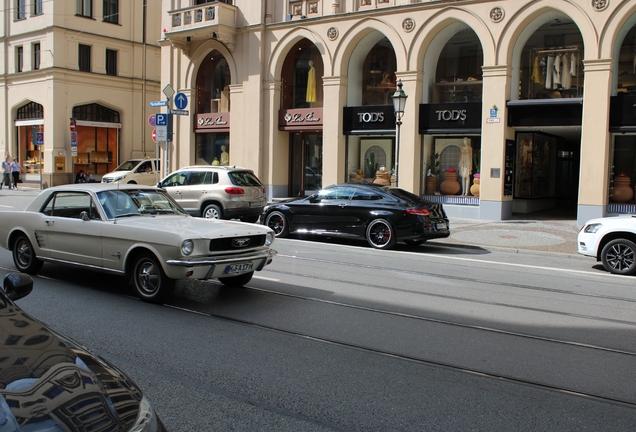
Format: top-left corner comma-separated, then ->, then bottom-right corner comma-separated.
101,159 -> 160,186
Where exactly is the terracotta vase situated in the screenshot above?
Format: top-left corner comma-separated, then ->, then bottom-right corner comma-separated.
611,175 -> 634,203
440,171 -> 461,195
373,170 -> 390,185
470,177 -> 480,197
425,176 -> 438,194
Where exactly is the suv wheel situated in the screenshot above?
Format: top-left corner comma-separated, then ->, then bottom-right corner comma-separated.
203,204 -> 222,219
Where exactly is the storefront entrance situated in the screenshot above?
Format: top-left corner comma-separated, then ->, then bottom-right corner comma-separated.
290,132 -> 322,197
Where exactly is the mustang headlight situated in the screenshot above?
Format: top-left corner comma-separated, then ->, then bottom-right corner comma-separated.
584,223 -> 601,234
265,232 -> 274,246
181,239 -> 194,255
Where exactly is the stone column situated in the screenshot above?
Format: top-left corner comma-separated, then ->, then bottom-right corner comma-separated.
322,75 -> 348,185
394,71 -> 423,194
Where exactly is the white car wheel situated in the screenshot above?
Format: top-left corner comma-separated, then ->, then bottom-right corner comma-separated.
601,239 -> 636,275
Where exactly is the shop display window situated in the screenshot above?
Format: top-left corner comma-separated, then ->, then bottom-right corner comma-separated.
609,135 -> 636,205
515,132 -> 557,198
196,50 -> 231,114
433,30 -> 483,103
617,25 -> 636,96
281,39 -> 323,109
346,136 -> 395,184
72,125 -> 117,179
196,132 -> 229,166
362,39 -> 396,106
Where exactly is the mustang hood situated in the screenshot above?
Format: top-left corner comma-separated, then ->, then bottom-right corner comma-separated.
0,305 -> 144,431
112,215 -> 271,239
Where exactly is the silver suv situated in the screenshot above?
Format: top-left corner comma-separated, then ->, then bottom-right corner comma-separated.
157,166 -> 267,222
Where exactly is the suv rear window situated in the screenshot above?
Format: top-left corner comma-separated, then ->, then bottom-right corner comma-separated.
229,171 -> 262,187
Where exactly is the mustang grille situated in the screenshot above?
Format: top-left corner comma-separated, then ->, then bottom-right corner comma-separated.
209,235 -> 266,251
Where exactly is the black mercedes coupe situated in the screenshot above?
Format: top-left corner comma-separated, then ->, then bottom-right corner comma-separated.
262,184 -> 450,249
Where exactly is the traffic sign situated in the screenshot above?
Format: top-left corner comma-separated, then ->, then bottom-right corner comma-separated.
70,132 -> 77,146
156,114 -> 167,126
71,150 -> 77,157
35,132 -> 44,145
174,92 -> 188,110
169,109 -> 189,116
149,100 -> 168,107
152,129 -> 157,143
148,114 -> 156,127
70,119 -> 76,132
156,126 -> 167,142
163,84 -> 175,99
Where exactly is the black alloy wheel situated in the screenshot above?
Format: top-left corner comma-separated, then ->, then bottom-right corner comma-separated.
366,219 -> 397,249
131,252 -> 174,303
601,239 -> 636,275
12,234 -> 43,274
265,211 -> 289,237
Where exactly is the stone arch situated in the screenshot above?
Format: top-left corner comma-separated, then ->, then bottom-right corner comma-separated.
598,2 -> 636,93
185,41 -> 237,90
267,28 -> 330,81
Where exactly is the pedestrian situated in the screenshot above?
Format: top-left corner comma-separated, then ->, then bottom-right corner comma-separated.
1,156 -> 12,190
10,158 -> 21,190
75,169 -> 86,183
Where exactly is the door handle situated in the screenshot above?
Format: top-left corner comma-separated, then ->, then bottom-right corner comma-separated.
45,220 -> 54,226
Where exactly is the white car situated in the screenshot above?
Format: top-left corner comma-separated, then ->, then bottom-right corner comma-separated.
577,215 -> 636,275
101,158 -> 160,185
0,183 -> 276,302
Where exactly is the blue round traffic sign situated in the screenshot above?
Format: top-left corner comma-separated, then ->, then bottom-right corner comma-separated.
148,114 -> 156,127
174,92 -> 188,110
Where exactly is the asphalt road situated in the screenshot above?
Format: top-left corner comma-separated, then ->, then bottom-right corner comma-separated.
1,234 -> 635,431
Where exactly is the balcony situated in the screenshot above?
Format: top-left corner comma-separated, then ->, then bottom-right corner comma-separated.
165,2 -> 238,52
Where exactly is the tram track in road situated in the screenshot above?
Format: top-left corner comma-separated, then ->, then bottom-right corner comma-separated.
165,290 -> 636,410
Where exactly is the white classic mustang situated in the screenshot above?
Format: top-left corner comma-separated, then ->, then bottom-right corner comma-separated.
0,184 -> 277,302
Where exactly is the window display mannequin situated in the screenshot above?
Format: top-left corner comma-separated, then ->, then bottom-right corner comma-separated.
306,60 -> 316,103
220,145 -> 229,166
458,137 -> 472,196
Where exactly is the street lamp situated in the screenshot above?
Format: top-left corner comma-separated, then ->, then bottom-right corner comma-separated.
392,79 -> 408,188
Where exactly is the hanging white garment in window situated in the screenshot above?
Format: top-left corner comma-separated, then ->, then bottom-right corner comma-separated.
545,55 -> 554,89
553,54 -> 561,89
561,54 -> 572,90
570,53 -> 577,77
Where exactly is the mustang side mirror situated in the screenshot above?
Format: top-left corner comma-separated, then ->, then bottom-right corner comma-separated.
3,273 -> 33,301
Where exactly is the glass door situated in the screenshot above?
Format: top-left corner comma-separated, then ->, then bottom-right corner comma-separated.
290,132 -> 323,197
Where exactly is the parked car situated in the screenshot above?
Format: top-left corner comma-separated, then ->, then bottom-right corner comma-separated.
0,272 -> 167,431
262,183 -> 450,249
101,158 -> 160,186
157,165 -> 267,223
0,184 -> 276,302
577,215 -> 636,274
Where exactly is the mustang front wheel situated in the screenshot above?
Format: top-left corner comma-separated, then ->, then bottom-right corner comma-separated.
366,219 -> 397,249
12,234 -> 43,274
601,239 -> 636,275
265,211 -> 289,237
131,252 -> 174,303
219,271 -> 254,287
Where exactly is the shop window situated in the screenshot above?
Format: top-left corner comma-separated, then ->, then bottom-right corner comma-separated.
346,137 -> 394,185
609,136 -> 636,206
361,38 -> 396,106
422,136 -> 481,197
196,133 -> 229,166
72,103 -> 120,175
433,29 -> 483,103
17,102 -> 45,176
617,25 -> 636,96
515,132 -> 557,199
281,39 -> 323,109
196,50 -> 231,114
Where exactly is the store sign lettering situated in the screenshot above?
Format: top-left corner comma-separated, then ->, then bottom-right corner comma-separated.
357,112 -> 385,123
436,109 -> 467,121
284,112 -> 321,123
198,116 -> 228,126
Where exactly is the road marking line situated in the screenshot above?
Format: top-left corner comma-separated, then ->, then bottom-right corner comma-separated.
253,275 -> 280,282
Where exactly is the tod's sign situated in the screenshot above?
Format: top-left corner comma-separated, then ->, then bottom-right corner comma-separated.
419,102 -> 482,133
279,108 -> 323,131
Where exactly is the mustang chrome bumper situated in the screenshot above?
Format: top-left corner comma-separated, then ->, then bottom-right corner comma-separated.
166,249 -> 277,267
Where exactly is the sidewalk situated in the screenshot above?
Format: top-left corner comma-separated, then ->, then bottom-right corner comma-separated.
432,216 -> 581,257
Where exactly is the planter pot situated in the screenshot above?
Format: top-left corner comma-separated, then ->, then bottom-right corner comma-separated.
425,176 -> 438,194
611,176 -> 634,203
470,177 -> 480,197
440,171 -> 461,195
373,170 -> 390,185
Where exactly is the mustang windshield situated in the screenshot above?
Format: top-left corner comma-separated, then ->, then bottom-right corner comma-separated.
97,189 -> 186,219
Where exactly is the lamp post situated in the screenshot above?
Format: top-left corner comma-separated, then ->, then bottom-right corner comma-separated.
392,79 -> 408,188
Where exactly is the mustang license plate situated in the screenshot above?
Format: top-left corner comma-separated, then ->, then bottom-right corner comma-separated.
436,222 -> 447,230
225,262 -> 253,274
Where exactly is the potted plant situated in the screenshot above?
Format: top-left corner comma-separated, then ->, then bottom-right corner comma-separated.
425,152 -> 440,194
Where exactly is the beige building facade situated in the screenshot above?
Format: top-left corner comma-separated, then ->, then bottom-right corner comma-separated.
161,0 -> 636,225
0,0 -> 162,187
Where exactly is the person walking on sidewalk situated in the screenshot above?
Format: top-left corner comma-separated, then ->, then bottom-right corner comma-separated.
10,158 -> 21,190
1,156 -> 12,190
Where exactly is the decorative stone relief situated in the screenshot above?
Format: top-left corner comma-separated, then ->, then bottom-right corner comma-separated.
361,0 -> 371,6
402,17 -> 415,33
184,11 -> 191,25
327,27 -> 339,41
378,0 -> 389,3
195,9 -> 202,23
293,4 -> 302,16
309,2 -> 318,14
172,13 -> 181,27
490,7 -> 504,23
206,7 -> 215,21
592,0 -> 608,11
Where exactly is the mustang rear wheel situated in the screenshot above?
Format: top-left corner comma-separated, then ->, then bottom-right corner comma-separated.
601,239 -> 636,275
219,271 -> 254,287
12,234 -> 43,274
131,252 -> 174,303
203,204 -> 222,219
265,211 -> 289,237
366,219 -> 397,249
